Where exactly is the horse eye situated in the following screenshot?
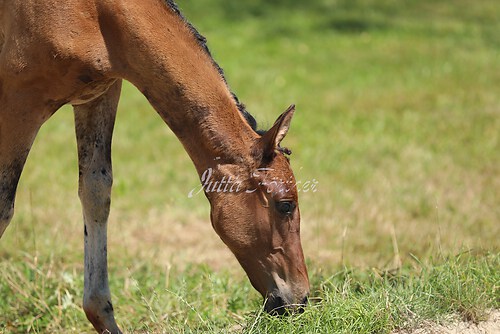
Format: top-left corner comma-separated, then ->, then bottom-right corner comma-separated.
276,201 -> 295,215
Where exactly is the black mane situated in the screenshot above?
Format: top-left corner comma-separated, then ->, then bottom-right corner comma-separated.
164,0 -> 262,134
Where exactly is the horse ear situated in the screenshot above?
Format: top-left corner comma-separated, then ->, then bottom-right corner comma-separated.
259,104 -> 295,160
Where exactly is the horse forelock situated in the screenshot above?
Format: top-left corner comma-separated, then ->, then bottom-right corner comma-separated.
163,0 -> 261,134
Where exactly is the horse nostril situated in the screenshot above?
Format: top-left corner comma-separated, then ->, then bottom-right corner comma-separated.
295,295 -> 308,314
265,293 -> 310,315
264,294 -> 287,315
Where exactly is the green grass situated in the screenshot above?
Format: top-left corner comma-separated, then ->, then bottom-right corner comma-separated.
1,0 -> 499,332
1,252 -> 498,333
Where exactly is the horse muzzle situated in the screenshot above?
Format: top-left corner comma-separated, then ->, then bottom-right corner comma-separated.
264,290 -> 309,315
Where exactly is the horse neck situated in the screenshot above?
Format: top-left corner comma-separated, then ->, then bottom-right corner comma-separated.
103,0 -> 259,174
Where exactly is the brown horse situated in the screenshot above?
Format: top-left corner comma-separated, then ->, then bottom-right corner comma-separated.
0,0 -> 309,332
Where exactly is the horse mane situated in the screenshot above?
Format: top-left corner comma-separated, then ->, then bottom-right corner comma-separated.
164,0 -> 262,134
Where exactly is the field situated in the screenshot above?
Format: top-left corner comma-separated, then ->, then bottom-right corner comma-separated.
1,0 -> 499,333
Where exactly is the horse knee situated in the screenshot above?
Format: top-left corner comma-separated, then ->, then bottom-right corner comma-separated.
0,202 -> 14,237
79,167 -> 113,207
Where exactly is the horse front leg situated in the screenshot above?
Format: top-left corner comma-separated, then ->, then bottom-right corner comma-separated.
0,92 -> 54,238
0,156 -> 25,238
74,80 -> 122,334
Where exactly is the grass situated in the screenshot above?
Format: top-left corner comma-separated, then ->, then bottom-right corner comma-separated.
1,252 -> 498,333
1,0 -> 499,332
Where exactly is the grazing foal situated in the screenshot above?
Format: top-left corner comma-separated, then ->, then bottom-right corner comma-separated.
0,0 -> 309,332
